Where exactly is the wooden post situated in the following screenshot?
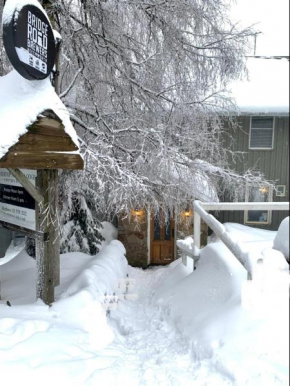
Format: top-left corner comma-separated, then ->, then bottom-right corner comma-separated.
40,0 -> 62,290
194,210 -> 201,249
36,170 -> 59,304
51,170 -> 60,287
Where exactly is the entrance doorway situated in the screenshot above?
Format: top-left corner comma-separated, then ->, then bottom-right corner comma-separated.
150,211 -> 175,265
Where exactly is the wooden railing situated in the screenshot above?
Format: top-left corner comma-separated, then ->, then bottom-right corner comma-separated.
192,200 -> 289,280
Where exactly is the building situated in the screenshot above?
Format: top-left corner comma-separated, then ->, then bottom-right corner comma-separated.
119,58 -> 290,268
217,58 -> 289,230
118,164 -> 218,268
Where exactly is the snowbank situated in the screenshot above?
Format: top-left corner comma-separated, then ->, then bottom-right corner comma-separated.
274,217 -> 289,260
153,231 -> 289,384
0,239 -> 129,383
99,221 -> 118,249
0,224 -> 288,384
0,70 -> 79,159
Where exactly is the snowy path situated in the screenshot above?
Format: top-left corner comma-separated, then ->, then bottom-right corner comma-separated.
1,245 -> 288,385
84,267 -> 233,386
0,262 -> 231,386
99,268 -> 194,385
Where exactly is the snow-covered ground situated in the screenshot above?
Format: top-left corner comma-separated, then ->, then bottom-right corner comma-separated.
0,223 -> 289,385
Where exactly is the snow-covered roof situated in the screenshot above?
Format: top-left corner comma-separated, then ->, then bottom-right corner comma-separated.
0,70 -> 79,159
231,58 -> 289,115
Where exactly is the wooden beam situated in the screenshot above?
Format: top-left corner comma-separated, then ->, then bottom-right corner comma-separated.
0,220 -> 44,240
14,133 -> 78,152
7,168 -> 44,204
1,153 -> 84,170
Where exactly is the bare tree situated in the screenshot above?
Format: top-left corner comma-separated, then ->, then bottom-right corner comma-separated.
51,1 -> 265,216
0,1 -> 269,239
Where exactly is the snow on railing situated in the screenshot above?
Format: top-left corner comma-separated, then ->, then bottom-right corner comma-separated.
176,239 -> 197,269
192,200 -> 289,280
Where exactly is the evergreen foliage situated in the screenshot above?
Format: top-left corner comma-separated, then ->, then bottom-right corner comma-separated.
60,173 -> 104,255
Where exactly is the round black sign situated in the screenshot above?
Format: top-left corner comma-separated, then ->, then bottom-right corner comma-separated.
3,4 -> 56,80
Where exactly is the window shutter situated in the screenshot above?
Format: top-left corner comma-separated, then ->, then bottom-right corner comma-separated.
250,128 -> 274,148
250,117 -> 274,149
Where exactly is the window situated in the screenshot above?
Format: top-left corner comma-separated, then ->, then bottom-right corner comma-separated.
245,185 -> 273,225
276,185 -> 286,197
250,117 -> 274,149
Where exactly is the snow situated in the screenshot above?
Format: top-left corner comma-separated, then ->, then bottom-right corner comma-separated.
0,236 -> 25,266
231,58 -> 290,115
61,221 -> 118,253
2,0 -> 45,25
0,224 -> 289,385
99,221 -> 119,249
273,217 -> 289,260
177,236 -> 200,261
0,70 -> 80,159
153,239 -> 289,384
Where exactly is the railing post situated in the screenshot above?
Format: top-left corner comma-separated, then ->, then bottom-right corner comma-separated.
194,210 -> 201,250
182,251 -> 187,266
193,209 -> 201,270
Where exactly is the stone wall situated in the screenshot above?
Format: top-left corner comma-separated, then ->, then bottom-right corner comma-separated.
118,210 -> 148,268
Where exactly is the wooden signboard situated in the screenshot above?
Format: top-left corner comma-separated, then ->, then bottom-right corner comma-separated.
0,0 -> 83,306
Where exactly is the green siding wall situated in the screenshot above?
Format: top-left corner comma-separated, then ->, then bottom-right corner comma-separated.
217,116 -> 289,231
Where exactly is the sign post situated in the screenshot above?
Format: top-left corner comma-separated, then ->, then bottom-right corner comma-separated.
1,0 -> 63,305
35,170 -> 59,304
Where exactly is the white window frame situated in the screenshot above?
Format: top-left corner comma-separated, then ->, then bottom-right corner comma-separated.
244,185 -> 273,225
249,116 -> 275,150
276,185 -> 286,197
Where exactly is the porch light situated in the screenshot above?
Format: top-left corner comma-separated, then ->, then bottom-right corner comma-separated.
260,186 -> 268,195
132,208 -> 143,217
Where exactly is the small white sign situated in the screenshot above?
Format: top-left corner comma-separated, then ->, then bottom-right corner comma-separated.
0,169 -> 37,230
16,47 -> 47,74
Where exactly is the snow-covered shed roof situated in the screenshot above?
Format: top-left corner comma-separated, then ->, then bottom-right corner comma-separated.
0,71 -> 83,170
231,58 -> 289,115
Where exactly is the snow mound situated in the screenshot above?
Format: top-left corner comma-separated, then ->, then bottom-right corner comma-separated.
60,240 -> 127,301
152,237 -> 289,384
154,242 -> 247,338
273,217 -> 289,260
0,240 -> 128,354
99,221 -> 118,249
0,71 -> 79,159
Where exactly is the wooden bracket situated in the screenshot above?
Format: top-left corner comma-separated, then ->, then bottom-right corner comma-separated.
0,220 -> 44,240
